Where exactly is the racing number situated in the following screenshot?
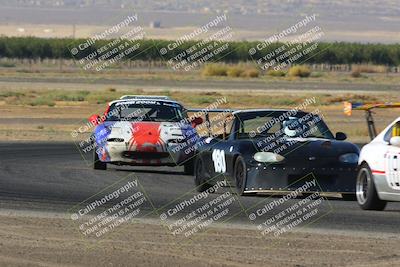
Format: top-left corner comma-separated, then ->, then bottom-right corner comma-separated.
212,149 -> 226,173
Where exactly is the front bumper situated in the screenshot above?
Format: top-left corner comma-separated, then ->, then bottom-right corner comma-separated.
104,142 -> 194,166
245,164 -> 357,193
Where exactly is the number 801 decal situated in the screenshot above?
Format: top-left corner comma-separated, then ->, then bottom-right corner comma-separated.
212,149 -> 226,173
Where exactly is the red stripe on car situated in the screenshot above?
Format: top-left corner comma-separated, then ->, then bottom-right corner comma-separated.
372,170 -> 385,175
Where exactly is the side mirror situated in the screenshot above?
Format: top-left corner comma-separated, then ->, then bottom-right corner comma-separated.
335,132 -> 347,141
191,117 -> 203,128
390,136 -> 400,147
89,114 -> 101,126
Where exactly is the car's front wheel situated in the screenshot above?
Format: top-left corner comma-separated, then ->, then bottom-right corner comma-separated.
234,156 -> 247,196
93,147 -> 107,170
194,157 -> 212,192
356,163 -> 386,210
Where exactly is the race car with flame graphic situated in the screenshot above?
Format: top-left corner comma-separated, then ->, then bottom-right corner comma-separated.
89,96 -> 203,174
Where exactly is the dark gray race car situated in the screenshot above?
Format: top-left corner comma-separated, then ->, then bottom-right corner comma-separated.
192,109 -> 359,199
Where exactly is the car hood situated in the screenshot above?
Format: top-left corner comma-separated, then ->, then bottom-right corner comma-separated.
248,137 -> 359,160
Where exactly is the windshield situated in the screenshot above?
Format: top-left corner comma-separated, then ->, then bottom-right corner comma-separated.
105,101 -> 186,122
236,111 -> 334,140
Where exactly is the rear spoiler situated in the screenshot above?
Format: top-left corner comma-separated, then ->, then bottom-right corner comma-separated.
344,102 -> 400,116
344,101 -> 400,140
120,95 -> 171,100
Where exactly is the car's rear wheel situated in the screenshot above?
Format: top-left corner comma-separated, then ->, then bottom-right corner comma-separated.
356,163 -> 386,210
234,156 -> 247,196
93,147 -> 107,170
194,157 -> 212,192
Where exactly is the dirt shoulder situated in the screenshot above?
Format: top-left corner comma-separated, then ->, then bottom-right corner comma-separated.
0,213 -> 399,267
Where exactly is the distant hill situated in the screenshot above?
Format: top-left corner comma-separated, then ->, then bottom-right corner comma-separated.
0,0 -> 399,43
1,0 -> 399,17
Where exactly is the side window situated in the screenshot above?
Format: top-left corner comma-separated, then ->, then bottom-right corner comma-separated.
384,126 -> 393,142
267,120 -> 281,134
224,115 -> 234,134
236,116 -> 277,139
384,121 -> 400,142
213,115 -> 234,140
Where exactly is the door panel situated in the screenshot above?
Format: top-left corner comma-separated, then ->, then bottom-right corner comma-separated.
385,145 -> 400,190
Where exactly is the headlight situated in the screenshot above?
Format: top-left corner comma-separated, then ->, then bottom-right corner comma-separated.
339,153 -> 359,163
253,152 -> 285,163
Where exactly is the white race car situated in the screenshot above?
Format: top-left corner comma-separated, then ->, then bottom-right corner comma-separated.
89,95 -> 203,174
345,102 -> 400,210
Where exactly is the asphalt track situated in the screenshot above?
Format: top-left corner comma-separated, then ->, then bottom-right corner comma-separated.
0,142 -> 399,236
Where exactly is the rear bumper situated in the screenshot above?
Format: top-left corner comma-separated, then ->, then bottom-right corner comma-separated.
373,174 -> 400,201
245,164 -> 357,193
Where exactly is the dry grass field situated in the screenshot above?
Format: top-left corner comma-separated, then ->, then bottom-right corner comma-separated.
0,67 -> 399,143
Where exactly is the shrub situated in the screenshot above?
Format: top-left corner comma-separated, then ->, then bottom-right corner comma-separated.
0,91 -> 25,98
85,90 -> 121,104
351,64 -> 388,73
25,97 -> 55,107
48,90 -> 90,101
310,72 -> 324,78
242,68 -> 260,78
326,94 -> 377,104
0,62 -> 16,68
267,69 -> 286,77
288,65 -> 311,77
227,66 -> 244,77
351,70 -> 362,78
201,64 -> 228,76
192,96 -> 215,104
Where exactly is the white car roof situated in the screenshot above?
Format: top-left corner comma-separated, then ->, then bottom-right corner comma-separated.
109,97 -> 181,106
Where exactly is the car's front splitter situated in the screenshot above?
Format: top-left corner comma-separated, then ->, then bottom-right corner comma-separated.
245,164 -> 357,193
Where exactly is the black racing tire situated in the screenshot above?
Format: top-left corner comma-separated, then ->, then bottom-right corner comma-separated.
233,156 -> 247,196
194,157 -> 212,192
356,163 -> 386,210
342,193 -> 357,201
93,147 -> 107,170
183,159 -> 195,175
